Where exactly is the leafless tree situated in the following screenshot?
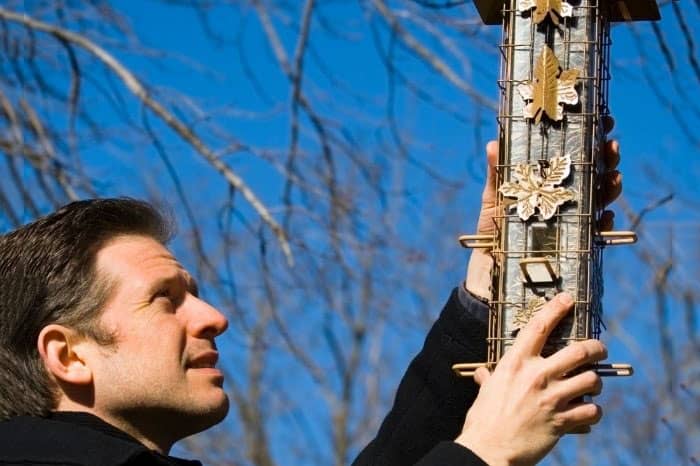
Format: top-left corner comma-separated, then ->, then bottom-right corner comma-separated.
0,1 -> 697,465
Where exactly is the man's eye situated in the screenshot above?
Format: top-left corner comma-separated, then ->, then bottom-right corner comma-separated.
154,289 -> 174,301
153,288 -> 184,310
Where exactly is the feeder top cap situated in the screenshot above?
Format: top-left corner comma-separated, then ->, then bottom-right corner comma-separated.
472,0 -> 661,25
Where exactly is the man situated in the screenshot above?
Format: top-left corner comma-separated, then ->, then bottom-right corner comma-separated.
0,199 -> 228,464
0,140 -> 620,465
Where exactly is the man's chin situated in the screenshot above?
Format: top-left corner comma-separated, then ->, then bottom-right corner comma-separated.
209,393 -> 230,424
186,392 -> 229,434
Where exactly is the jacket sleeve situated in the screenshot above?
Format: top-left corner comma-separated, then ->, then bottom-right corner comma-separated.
351,287 -> 488,466
415,441 -> 489,466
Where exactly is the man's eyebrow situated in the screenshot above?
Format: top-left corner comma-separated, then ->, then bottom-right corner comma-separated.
185,274 -> 199,297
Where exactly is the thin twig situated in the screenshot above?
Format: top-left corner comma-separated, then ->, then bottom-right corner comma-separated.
284,0 -> 316,232
372,0 -> 498,111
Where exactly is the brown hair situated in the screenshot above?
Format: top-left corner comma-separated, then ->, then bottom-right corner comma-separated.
0,198 -> 172,420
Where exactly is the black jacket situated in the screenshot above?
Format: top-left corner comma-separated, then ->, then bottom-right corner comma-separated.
352,287 -> 489,466
0,411 -> 199,465
0,288 -> 488,466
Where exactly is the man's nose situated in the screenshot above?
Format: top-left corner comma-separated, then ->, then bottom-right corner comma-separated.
187,295 -> 229,338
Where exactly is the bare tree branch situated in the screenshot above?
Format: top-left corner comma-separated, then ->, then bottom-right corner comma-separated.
372,0 -> 498,111
0,6 -> 293,265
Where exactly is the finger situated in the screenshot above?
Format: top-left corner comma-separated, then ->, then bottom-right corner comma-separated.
597,210 -> 615,232
600,170 -> 622,207
550,370 -> 604,406
545,340 -> 608,378
602,116 -> 615,135
603,140 -> 620,170
509,293 -> 574,358
482,141 -> 499,202
569,425 -> 592,434
486,140 -> 498,171
474,366 -> 491,386
556,402 -> 603,433
588,375 -> 603,397
476,141 -> 500,234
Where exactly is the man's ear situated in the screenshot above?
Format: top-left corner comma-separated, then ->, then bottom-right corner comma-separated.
37,324 -> 93,385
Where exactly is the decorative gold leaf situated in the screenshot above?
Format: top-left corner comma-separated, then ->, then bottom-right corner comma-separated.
500,184 -> 522,198
521,46 -> 559,124
513,296 -> 547,329
557,69 -> 580,106
543,153 -> 572,186
518,195 -> 538,221
517,46 -> 580,124
498,154 -> 576,221
519,0 -> 573,25
538,187 -> 575,220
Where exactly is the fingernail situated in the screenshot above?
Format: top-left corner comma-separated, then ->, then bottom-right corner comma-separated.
559,292 -> 573,305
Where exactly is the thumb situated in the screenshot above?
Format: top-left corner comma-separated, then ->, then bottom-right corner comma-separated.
482,141 -> 498,203
476,141 -> 500,235
474,366 -> 491,386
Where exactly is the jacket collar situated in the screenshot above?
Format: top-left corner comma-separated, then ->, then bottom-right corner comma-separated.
0,411 -> 201,466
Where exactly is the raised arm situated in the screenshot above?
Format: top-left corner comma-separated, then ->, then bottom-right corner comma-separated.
354,135 -> 622,466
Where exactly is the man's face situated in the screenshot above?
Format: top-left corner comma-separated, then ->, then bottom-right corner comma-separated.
87,235 -> 229,448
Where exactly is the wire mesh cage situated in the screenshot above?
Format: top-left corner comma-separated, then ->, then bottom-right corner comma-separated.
487,0 -> 612,364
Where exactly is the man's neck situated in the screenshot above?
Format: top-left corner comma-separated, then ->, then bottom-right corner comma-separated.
54,405 -> 173,454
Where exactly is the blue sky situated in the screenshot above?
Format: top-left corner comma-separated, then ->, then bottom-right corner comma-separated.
2,1 -> 697,464
116,2 -> 700,463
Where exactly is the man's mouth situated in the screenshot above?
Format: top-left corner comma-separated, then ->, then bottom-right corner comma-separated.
187,351 -> 219,369
189,361 -> 216,369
